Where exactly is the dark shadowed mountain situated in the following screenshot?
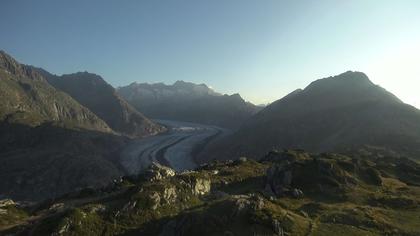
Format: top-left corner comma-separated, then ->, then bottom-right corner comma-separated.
0,51 -> 129,201
201,71 -> 420,161
37,70 -> 165,138
117,81 -> 261,129
0,123 -> 127,201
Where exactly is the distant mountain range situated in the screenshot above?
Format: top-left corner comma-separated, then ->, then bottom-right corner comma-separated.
117,81 -> 261,129
201,71 -> 420,161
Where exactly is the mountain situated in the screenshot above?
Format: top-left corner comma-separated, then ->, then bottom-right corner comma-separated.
0,51 -> 128,201
0,51 -> 111,132
0,123 -> 127,201
117,81 -> 260,129
202,71 -> 420,161
38,70 -> 165,138
2,150 -> 419,235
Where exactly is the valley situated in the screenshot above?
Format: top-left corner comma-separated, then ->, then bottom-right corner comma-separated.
2,2 -> 420,234
120,120 -> 231,173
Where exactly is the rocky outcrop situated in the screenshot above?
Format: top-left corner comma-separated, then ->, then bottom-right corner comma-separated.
265,163 -> 294,197
178,174 -> 211,196
4,150 -> 420,236
145,162 -> 176,182
0,199 -> 15,208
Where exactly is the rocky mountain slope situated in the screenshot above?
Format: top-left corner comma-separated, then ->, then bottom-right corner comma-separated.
117,81 -> 260,129
202,71 -> 420,161
38,70 -> 165,138
0,51 -> 111,133
1,150 -> 419,235
0,51 -> 131,201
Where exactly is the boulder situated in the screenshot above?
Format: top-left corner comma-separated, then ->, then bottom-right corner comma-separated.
179,175 -> 211,196
251,195 -> 265,210
192,178 -> 211,195
49,203 -> 65,212
162,186 -> 178,204
0,199 -> 15,207
266,164 -> 293,196
145,162 -> 176,182
121,201 -> 137,213
86,204 -> 106,214
231,195 -> 252,217
212,170 -> 219,175
291,188 -> 304,199
235,157 -> 248,164
148,192 -> 161,210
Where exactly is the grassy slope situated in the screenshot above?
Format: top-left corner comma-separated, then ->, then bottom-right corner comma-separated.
1,150 -> 419,235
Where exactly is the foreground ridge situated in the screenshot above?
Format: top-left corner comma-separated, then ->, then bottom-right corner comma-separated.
2,150 -> 419,235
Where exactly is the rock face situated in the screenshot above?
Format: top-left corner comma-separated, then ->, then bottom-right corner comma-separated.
266,164 -> 293,197
178,174 -> 211,196
117,81 -> 261,129
208,71 -> 420,160
39,70 -> 165,138
0,51 -> 111,132
263,150 -> 367,199
145,162 -> 176,182
0,199 -> 15,208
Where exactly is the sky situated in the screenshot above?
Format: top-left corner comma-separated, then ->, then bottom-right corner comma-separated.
1,0 -> 419,108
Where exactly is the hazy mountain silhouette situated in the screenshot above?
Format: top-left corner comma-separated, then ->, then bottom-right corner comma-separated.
117,81 -> 261,129
39,70 -> 165,138
201,71 -> 420,161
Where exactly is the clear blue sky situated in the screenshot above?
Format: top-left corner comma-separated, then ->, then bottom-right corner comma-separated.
1,0 -> 419,107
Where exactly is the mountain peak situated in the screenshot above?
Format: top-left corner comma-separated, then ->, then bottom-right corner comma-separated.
229,93 -> 244,101
306,71 -> 374,92
62,71 -> 103,80
0,50 -> 13,61
173,80 -> 206,89
0,50 -> 44,81
0,50 -> 22,71
335,70 -> 372,84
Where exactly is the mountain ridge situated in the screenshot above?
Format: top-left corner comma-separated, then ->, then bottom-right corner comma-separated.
39,70 -> 165,138
117,81 -> 261,129
0,51 -> 112,133
200,71 -> 420,161
0,51 -> 134,201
